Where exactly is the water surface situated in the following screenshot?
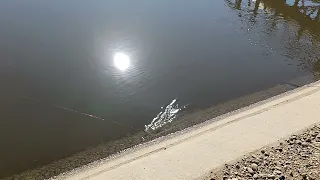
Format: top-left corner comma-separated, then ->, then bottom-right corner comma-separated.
0,0 -> 319,177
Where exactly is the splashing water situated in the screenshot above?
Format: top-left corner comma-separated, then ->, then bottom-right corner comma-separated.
145,99 -> 185,132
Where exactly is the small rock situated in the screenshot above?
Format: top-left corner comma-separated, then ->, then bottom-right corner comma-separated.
279,175 -> 286,180
285,161 -> 291,165
267,174 -> 276,179
274,166 -> 281,171
251,163 -> 258,171
260,174 -> 267,179
297,148 -> 302,153
261,149 -> 265,154
301,142 -> 308,147
290,135 -> 297,141
301,173 -> 307,180
289,141 -> 294,145
309,176 -> 316,180
253,174 -> 259,179
289,171 -> 293,177
274,170 -> 282,175
309,175 -> 316,180
250,159 -> 259,164
235,164 -> 240,169
247,167 -> 254,174
245,173 -> 252,177
296,140 -> 302,145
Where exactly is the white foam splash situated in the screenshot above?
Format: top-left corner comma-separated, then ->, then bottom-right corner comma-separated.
145,99 -> 184,132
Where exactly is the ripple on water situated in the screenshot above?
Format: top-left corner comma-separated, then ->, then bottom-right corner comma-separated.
145,99 -> 186,132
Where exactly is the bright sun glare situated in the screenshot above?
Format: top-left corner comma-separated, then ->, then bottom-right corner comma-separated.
113,52 -> 130,71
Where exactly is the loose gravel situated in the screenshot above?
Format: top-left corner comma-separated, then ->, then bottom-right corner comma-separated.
207,125 -> 320,180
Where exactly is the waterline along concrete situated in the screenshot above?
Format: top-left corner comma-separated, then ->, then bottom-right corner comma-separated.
56,81 -> 320,180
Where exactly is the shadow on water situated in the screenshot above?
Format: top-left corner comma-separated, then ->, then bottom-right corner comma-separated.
226,0 -> 320,71
226,0 -> 320,38
1,0 -> 320,179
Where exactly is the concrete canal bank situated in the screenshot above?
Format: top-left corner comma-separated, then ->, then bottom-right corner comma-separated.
52,81 -> 320,180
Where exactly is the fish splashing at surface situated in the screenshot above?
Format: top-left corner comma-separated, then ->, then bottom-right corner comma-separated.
145,99 -> 185,132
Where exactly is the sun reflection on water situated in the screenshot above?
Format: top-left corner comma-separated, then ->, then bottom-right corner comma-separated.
113,52 -> 130,71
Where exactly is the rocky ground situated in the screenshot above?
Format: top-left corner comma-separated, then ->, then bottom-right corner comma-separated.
207,125 -> 320,180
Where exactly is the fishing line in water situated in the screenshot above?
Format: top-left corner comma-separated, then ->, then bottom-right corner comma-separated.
22,96 -> 141,131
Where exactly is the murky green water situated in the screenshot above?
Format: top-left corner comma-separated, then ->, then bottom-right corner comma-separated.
0,0 -> 319,177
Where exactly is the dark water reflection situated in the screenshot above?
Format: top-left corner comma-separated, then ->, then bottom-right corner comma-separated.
0,0 -> 319,177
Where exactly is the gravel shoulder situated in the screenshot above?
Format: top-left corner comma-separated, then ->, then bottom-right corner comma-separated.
205,124 -> 320,180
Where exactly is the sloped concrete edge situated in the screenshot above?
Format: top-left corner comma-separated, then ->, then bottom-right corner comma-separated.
56,81 -> 320,180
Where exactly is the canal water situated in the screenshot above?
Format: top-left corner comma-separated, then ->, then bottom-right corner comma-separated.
0,0 -> 319,178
